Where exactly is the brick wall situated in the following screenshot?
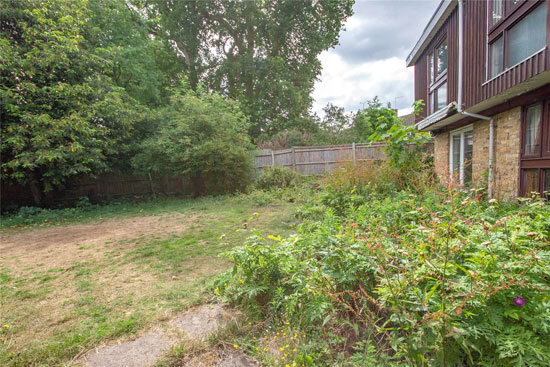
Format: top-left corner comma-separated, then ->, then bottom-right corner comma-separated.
431,107 -> 521,200
433,131 -> 450,182
494,107 -> 521,200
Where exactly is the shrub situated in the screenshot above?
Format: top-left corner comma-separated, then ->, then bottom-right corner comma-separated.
132,91 -> 253,196
256,166 -> 302,190
216,188 -> 550,366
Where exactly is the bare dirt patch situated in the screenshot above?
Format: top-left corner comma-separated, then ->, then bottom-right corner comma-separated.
0,213 -> 200,272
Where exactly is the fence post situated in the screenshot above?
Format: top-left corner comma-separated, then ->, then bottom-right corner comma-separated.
352,142 -> 356,165
291,147 -> 296,172
271,149 -> 275,167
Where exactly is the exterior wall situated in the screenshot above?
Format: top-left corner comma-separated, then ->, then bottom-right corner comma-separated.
432,106 -> 521,200
493,107 -> 521,200
472,120 -> 490,186
413,1 -> 549,115
433,132 -> 450,181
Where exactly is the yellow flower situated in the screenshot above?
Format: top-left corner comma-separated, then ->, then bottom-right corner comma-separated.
280,347 -> 284,351
293,348 -> 297,352
285,344 -> 289,348
233,344 -> 239,349
264,348 -> 268,351
3,325 -> 8,329
292,363 -> 296,366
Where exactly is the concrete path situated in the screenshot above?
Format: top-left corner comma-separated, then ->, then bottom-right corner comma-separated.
83,304 -> 256,367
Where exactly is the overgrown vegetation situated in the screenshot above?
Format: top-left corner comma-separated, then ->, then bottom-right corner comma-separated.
216,124 -> 550,366
256,166 -> 303,190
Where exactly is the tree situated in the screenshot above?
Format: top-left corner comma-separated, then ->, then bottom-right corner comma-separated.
353,97 -> 399,142
132,90 -> 254,196
0,0 -> 140,205
146,0 -> 354,139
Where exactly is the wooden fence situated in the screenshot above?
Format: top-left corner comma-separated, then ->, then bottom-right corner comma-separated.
254,142 -> 389,175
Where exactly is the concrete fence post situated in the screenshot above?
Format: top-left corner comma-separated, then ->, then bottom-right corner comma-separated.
271,150 -> 275,167
352,142 -> 356,165
291,147 -> 296,172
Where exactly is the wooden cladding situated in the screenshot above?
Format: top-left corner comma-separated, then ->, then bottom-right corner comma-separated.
483,49 -> 547,99
415,8 -> 458,122
414,0 -> 549,114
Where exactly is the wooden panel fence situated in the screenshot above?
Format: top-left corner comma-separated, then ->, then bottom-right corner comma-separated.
254,142 -> 387,175
254,141 -> 434,175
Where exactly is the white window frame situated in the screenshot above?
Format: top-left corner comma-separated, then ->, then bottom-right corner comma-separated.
449,125 -> 473,185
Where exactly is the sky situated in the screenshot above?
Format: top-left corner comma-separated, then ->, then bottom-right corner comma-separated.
312,0 -> 441,117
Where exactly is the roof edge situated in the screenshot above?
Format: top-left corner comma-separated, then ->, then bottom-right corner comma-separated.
416,102 -> 457,131
406,0 -> 457,67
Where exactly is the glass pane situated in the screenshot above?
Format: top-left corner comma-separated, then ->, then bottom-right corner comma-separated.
428,53 -> 434,85
524,105 -> 541,155
491,0 -> 503,26
436,40 -> 447,75
452,135 -> 461,180
436,83 -> 447,110
490,37 -> 503,78
463,131 -> 473,184
507,4 -> 546,67
523,169 -> 540,196
428,92 -> 433,114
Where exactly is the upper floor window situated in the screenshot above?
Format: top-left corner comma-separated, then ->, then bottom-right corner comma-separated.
427,38 -> 448,114
488,1 -> 547,79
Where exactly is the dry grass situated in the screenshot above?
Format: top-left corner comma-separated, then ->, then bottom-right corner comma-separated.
0,196 -> 297,366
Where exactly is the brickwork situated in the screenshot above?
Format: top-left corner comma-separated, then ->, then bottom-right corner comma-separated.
472,120 -> 490,186
433,132 -> 450,182
493,107 -> 521,200
431,107 -> 521,201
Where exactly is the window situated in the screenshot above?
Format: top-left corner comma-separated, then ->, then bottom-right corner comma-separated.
450,126 -> 473,185
520,100 -> 550,197
427,38 -> 447,114
489,37 -> 504,78
488,1 -> 547,79
506,4 -> 546,67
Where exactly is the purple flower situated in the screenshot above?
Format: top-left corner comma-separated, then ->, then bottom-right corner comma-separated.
513,296 -> 526,306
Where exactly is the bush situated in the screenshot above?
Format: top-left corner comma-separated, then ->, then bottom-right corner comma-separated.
132,91 -> 253,196
256,166 -> 302,190
216,188 -> 550,366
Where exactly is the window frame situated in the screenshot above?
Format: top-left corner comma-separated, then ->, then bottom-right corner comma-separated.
519,100 -> 550,197
427,36 -> 448,114
487,0 -> 546,80
449,125 -> 474,185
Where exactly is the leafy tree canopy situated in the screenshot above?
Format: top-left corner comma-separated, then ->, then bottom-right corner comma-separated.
146,0 -> 354,139
0,0 -> 155,204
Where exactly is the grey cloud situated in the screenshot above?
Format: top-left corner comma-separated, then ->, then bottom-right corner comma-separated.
335,0 -> 441,64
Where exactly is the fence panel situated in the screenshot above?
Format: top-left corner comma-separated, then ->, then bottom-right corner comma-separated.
254,141 -> 433,175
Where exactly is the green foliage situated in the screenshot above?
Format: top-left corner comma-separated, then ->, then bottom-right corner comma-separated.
256,166 -> 302,190
0,0 -> 155,204
217,175 -> 550,366
147,0 -> 355,139
353,96 -> 400,141
370,100 -> 432,169
132,91 -> 253,196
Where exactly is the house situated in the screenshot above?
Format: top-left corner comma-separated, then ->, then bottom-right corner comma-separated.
407,0 -> 550,199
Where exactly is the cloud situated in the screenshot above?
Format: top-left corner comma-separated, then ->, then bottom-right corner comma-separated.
313,0 -> 441,116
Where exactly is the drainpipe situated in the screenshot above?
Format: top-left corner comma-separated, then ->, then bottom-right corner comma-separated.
456,0 -> 495,198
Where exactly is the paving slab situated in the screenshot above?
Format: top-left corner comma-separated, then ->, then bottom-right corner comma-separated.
84,332 -> 172,367
171,304 -> 233,339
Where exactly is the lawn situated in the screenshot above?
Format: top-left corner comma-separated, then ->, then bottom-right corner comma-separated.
0,193 -> 299,366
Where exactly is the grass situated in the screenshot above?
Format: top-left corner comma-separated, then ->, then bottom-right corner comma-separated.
0,191 -> 301,366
